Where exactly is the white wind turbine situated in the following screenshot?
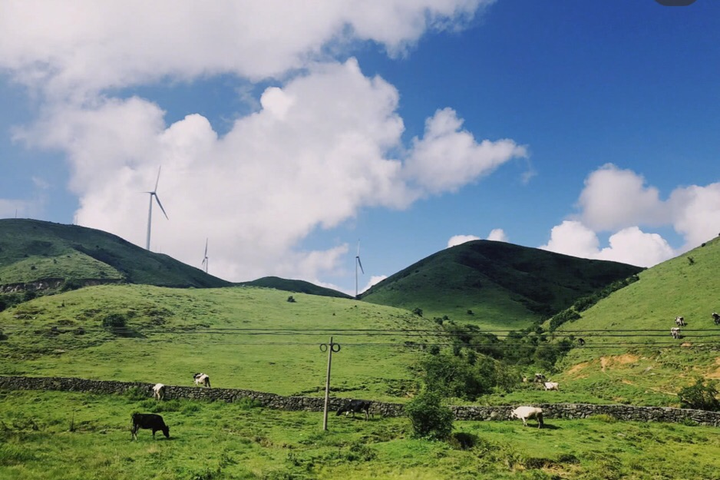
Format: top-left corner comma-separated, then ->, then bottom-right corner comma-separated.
145,166 -> 168,251
355,240 -> 364,299
201,238 -> 209,273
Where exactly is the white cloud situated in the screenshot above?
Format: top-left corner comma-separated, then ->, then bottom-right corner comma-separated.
14,59 -> 522,283
0,0 -> 493,98
447,234 -> 480,248
667,183 -> 720,249
487,228 -> 507,242
405,108 -> 527,194
578,164 -> 665,231
540,221 -> 674,268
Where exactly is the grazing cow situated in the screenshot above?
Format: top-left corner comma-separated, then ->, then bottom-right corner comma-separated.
577,338 -> 586,346
543,382 -> 559,391
510,406 -> 544,428
671,327 -> 681,339
152,383 -> 165,401
675,316 -> 686,327
712,312 -> 720,325
131,413 -> 170,440
533,373 -> 546,383
336,400 -> 373,420
193,373 -> 211,388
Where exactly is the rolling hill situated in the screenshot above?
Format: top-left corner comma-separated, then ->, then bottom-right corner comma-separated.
360,240 -> 644,330
0,218 -> 231,290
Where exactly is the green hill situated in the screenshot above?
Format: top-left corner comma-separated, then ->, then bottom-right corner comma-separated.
0,218 -> 231,290
0,284 -> 435,401
360,240 -> 643,330
238,276 -> 352,299
517,235 -> 720,406
554,234 -> 720,349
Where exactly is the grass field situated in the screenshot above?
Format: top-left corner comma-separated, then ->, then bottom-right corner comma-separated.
2,389 -> 720,480
0,285 -> 435,401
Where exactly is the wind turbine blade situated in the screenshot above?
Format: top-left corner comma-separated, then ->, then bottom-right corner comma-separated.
154,166 -> 162,192
154,194 -> 169,219
357,256 -> 364,274
204,238 -> 208,257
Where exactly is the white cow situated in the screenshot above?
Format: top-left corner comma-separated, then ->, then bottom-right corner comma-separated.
510,406 -> 544,428
543,382 -> 559,391
152,383 -> 166,401
193,373 -> 211,388
670,327 -> 681,339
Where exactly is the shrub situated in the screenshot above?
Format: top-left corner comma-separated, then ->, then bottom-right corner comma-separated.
405,390 -> 453,440
102,313 -> 128,335
412,307 -> 423,317
678,378 -> 720,411
286,296 -> 296,303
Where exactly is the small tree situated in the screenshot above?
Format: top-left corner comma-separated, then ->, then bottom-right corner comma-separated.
678,379 -> 720,411
405,390 -> 453,440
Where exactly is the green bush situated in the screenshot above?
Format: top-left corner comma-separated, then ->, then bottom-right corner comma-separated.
102,313 -> 128,335
404,390 -> 453,440
678,378 -> 720,411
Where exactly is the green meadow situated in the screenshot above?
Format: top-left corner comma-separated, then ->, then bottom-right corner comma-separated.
0,285 -> 434,401
3,389 -> 720,480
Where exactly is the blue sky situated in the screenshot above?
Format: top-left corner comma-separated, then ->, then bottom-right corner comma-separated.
1,0 -> 719,295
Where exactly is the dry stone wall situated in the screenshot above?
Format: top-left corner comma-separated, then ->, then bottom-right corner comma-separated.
3,375 -> 720,426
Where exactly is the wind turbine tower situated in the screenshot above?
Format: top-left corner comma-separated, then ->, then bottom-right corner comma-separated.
145,166 -> 169,251
355,240 -> 364,299
202,238 -> 209,273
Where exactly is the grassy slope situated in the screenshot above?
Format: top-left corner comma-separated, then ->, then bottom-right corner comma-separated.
533,235 -> 720,406
0,219 -> 230,288
361,240 -> 643,331
3,390 -> 720,480
0,285 -> 437,401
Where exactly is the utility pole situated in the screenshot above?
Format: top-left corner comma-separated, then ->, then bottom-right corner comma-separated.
320,336 -> 341,431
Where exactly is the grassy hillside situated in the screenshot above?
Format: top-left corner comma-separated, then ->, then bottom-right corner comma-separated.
529,235 -> 720,406
0,284 -> 437,401
238,276 -> 352,299
361,240 -> 643,330
0,219 -> 231,289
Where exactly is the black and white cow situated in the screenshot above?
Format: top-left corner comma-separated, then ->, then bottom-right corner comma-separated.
131,413 -> 170,440
336,400 -> 373,420
193,373 -> 211,388
675,316 -> 686,327
712,312 -> 720,326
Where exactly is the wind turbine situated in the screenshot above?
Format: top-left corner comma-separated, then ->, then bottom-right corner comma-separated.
145,166 -> 168,251
355,240 -> 364,299
201,238 -> 209,273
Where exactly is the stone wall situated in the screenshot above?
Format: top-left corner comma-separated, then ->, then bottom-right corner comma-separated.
3,375 -> 720,426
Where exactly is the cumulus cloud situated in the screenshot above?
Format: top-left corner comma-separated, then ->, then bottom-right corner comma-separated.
0,0 -> 492,98
486,228 -> 507,242
405,108 -> 527,194
447,234 -> 480,248
540,221 -> 674,267
14,59 -> 523,283
542,164 -> 720,267
578,164 -> 665,231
